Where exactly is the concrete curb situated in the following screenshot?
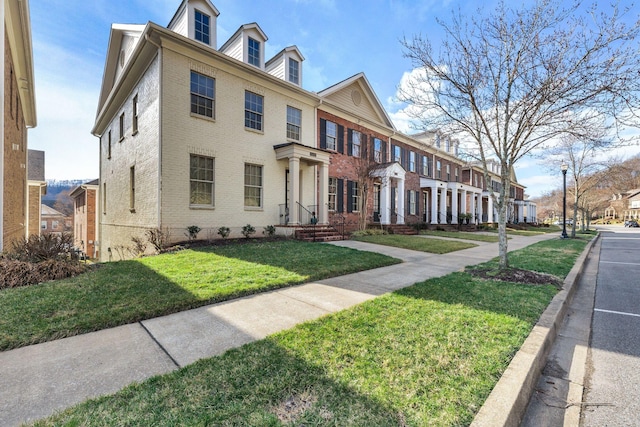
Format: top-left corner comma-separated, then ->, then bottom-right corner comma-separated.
470,235 -> 600,427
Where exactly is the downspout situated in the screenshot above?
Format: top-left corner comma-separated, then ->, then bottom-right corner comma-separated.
145,33 -> 163,232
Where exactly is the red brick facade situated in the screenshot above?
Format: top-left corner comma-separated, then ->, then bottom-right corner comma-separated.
3,34 -> 29,248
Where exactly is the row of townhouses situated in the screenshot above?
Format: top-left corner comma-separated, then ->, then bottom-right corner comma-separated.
92,0 -> 536,261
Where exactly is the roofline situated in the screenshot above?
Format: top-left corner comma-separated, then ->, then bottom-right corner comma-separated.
5,0 -> 37,127
219,22 -> 268,52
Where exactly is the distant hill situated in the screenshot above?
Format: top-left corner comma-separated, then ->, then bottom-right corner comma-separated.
43,179 -> 96,215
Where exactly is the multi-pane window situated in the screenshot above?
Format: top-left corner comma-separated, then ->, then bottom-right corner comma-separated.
248,37 -> 260,67
455,167 -> 459,182
445,138 -> 451,152
351,181 -> 360,212
352,130 -> 361,157
374,138 -> 382,162
435,135 -> 441,148
286,106 -> 301,140
190,71 -> 215,118
328,177 -> 337,211
132,95 -> 138,134
190,154 -> 215,206
244,164 -> 263,208
409,151 -> 416,172
409,190 -> 417,215
446,164 -> 451,181
393,145 -> 401,163
119,112 -> 125,141
422,155 -> 430,176
437,160 -> 442,179
245,91 -> 263,130
194,10 -> 210,44
325,121 -> 337,150
288,58 -> 299,84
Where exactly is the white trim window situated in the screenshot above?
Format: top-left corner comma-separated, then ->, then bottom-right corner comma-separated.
288,58 -> 299,84
409,190 -> 417,215
352,130 -> 361,157
409,151 -> 416,172
286,106 -> 301,141
328,177 -> 337,211
194,10 -> 211,45
248,37 -> 260,67
190,154 -> 215,207
244,164 -> 263,208
374,138 -> 383,163
191,71 -> 215,118
325,121 -> 337,151
245,91 -> 263,130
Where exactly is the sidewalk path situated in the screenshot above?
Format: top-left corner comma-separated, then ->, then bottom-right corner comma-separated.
0,232 -> 557,426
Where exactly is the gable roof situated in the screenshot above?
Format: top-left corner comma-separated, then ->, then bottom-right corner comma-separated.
317,73 -> 396,131
219,22 -> 268,52
167,0 -> 220,29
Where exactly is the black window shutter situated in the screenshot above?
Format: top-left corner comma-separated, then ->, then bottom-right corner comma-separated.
337,178 -> 344,213
346,180 -> 354,213
391,144 -> 396,162
361,134 -> 367,159
416,191 -> 420,216
338,125 -> 344,154
320,119 -> 327,149
382,140 -> 387,163
347,129 -> 353,156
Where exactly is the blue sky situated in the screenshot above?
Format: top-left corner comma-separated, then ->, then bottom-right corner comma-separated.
26,0 -> 637,197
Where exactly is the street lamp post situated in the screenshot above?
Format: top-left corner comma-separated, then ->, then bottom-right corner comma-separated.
561,161 -> 569,239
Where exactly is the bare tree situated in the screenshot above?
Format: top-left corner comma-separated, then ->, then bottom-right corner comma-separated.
399,0 -> 640,269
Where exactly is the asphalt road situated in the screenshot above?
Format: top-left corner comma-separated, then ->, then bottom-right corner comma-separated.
582,226 -> 640,426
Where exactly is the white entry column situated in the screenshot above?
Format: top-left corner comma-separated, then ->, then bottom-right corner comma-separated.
380,177 -> 391,225
477,193 -> 483,224
439,187 -> 447,223
461,190 -> 467,215
319,163 -> 329,224
470,192 -> 476,223
487,194 -> 494,223
451,187 -> 458,223
397,178 -> 405,224
289,157 -> 300,225
431,186 -> 438,224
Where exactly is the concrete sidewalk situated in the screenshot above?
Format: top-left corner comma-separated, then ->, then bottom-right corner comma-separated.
0,232 -> 558,426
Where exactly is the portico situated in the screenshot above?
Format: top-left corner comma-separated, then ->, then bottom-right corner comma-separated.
370,162 -> 406,225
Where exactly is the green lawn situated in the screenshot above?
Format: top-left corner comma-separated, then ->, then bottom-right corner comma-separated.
420,230 -> 500,242
353,234 -> 477,253
485,224 -> 562,236
32,238 -> 587,427
0,240 -> 399,351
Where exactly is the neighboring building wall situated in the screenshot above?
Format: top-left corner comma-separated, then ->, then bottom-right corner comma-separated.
159,47 -> 317,240
3,33 -> 28,248
72,184 -> 99,259
27,183 -> 42,236
100,56 -> 161,256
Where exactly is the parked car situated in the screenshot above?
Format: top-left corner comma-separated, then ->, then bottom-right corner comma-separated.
628,221 -> 639,228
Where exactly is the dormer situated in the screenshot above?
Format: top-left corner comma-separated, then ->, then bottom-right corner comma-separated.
168,0 -> 220,49
220,23 -> 268,69
266,46 -> 305,86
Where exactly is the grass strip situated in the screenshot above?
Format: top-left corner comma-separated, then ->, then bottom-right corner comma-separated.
353,234 -> 477,253
31,238 -> 587,426
0,240 -> 399,351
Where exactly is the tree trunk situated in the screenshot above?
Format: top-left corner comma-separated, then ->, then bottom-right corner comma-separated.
497,192 -> 509,269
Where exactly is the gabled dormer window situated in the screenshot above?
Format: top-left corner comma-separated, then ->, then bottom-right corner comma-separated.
248,37 -> 260,67
288,58 -> 299,84
195,10 -> 211,45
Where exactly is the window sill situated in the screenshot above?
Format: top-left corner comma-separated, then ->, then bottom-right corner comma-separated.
244,207 -> 264,212
244,127 -> 264,135
190,205 -> 215,210
190,113 -> 216,123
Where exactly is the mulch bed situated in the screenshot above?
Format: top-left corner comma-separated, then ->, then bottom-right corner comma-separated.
466,267 -> 563,288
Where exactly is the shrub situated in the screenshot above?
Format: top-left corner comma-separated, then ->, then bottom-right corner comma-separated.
352,229 -> 388,237
0,258 -> 87,289
8,233 -> 74,263
146,227 -> 170,253
131,236 -> 147,257
263,225 -> 276,237
185,225 -> 201,241
241,224 -> 256,239
217,226 -> 230,239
